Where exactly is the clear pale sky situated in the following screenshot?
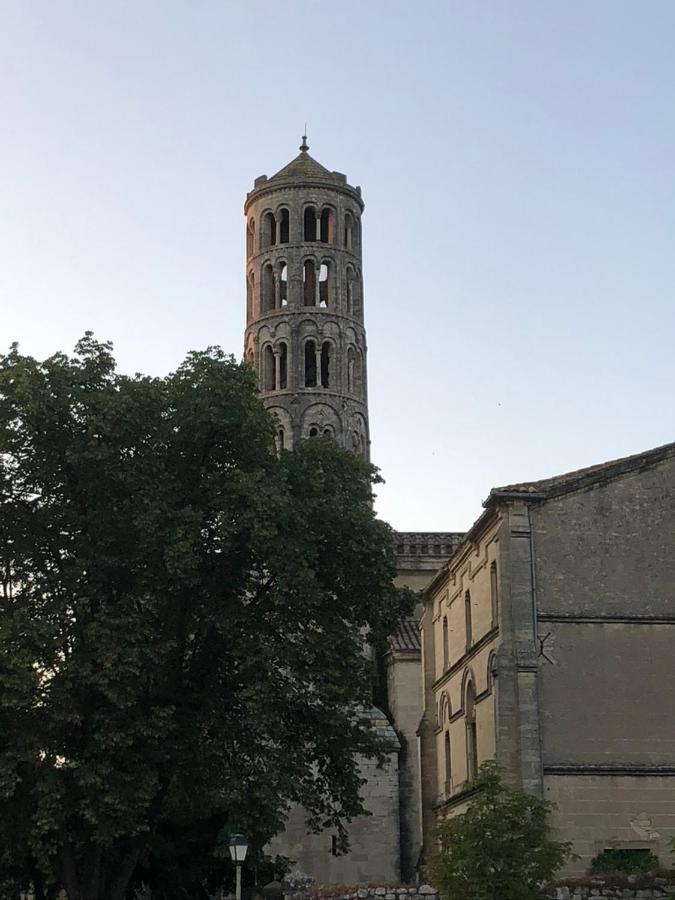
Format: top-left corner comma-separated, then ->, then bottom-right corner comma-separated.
2,1 -> 674,531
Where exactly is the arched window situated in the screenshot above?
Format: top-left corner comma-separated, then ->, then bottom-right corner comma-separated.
303,260 -> 316,306
490,562 -> 499,627
352,215 -> 361,253
304,206 -> 317,241
322,426 -> 333,438
304,340 -> 317,387
319,263 -> 329,308
263,211 -> 276,249
309,426 -> 319,437
354,349 -> 363,397
465,681 -> 478,782
444,731 -> 452,792
246,218 -> 255,257
245,347 -> 254,367
275,427 -> 285,453
346,267 -> 355,315
347,346 -> 356,394
279,263 -> 288,306
261,263 -> 275,313
278,342 -> 288,390
320,208 -> 333,243
320,341 -> 331,388
351,431 -> 361,455
442,616 -> 449,671
347,268 -> 362,318
465,590 -> 472,651
279,208 -> 290,243
263,345 -> 275,391
344,211 -> 354,250
246,271 -> 254,320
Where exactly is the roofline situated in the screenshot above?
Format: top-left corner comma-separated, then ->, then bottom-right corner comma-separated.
486,440 -> 675,504
422,506 -> 499,600
245,177 -> 365,213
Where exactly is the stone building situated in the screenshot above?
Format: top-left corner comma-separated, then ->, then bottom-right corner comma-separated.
419,441 -> 675,873
243,136 -> 369,457
243,142 -> 455,883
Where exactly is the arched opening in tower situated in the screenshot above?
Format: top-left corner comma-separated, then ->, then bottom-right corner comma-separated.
320,208 -> 333,244
304,206 -> 317,241
279,264 -> 288,306
279,208 -> 290,243
262,263 -> 275,313
246,218 -> 255,257
304,340 -> 317,387
319,263 -> 329,308
278,342 -> 288,390
263,211 -> 276,248
263,345 -> 275,391
320,341 -> 331,388
303,261 -> 316,306
344,212 -> 353,250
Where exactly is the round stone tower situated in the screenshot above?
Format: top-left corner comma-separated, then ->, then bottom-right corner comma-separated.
244,138 -> 369,458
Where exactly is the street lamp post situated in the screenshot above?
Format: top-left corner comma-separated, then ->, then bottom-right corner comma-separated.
228,833 -> 249,900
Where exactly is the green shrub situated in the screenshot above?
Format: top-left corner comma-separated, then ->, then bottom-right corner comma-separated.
426,761 -> 575,900
589,848 -> 659,874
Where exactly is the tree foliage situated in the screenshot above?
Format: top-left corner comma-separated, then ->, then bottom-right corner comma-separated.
426,761 -> 574,900
0,336 -> 412,900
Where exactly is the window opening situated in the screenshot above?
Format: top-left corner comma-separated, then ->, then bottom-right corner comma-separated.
323,427 -> 332,437
344,212 -> 353,250
466,681 -> 478,782
320,342 -> 331,388
442,616 -> 449,671
246,218 -> 255,257
263,345 -> 275,391
319,263 -> 329,308
309,426 -> 319,438
347,346 -> 355,393
304,340 -> 317,387
303,261 -> 316,306
320,208 -> 333,243
279,264 -> 288,306
246,272 -> 254,321
444,731 -> 452,792
279,208 -> 290,243
279,342 -> 287,390
276,428 -> 285,453
465,591 -> 472,651
304,206 -> 317,241
263,211 -> 276,248
262,263 -> 275,313
490,562 -> 499,627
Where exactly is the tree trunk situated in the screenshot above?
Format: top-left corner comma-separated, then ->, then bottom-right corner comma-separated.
55,837 -> 146,900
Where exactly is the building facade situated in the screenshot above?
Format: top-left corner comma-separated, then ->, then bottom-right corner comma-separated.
419,442 -> 675,873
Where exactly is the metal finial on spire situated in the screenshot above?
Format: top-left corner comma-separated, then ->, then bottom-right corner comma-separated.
300,125 -> 309,152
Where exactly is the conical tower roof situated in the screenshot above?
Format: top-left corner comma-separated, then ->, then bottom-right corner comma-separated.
268,149 -> 333,183
245,137 -> 364,210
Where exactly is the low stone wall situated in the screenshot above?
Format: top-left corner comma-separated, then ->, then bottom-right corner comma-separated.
543,876 -> 675,899
290,876 -> 675,900
291,888 -> 438,900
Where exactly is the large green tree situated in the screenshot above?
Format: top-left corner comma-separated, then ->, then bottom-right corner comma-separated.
0,336 -> 412,900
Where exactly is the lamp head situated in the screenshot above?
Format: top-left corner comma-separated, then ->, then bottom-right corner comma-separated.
228,833 -> 249,863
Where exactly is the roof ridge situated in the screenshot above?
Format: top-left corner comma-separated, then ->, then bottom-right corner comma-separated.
489,440 -> 675,500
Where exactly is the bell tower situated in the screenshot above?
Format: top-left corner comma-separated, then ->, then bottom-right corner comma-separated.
244,138 -> 369,458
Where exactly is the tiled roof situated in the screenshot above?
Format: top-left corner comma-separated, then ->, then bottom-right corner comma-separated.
489,441 -> 675,501
390,619 -> 421,653
268,151 -> 334,183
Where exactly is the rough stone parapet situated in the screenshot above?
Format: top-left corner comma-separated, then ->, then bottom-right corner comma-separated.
284,876 -> 675,900
285,886 -> 438,900
542,875 -> 675,899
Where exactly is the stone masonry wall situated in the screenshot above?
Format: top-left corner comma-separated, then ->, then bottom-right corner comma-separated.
287,876 -> 675,900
